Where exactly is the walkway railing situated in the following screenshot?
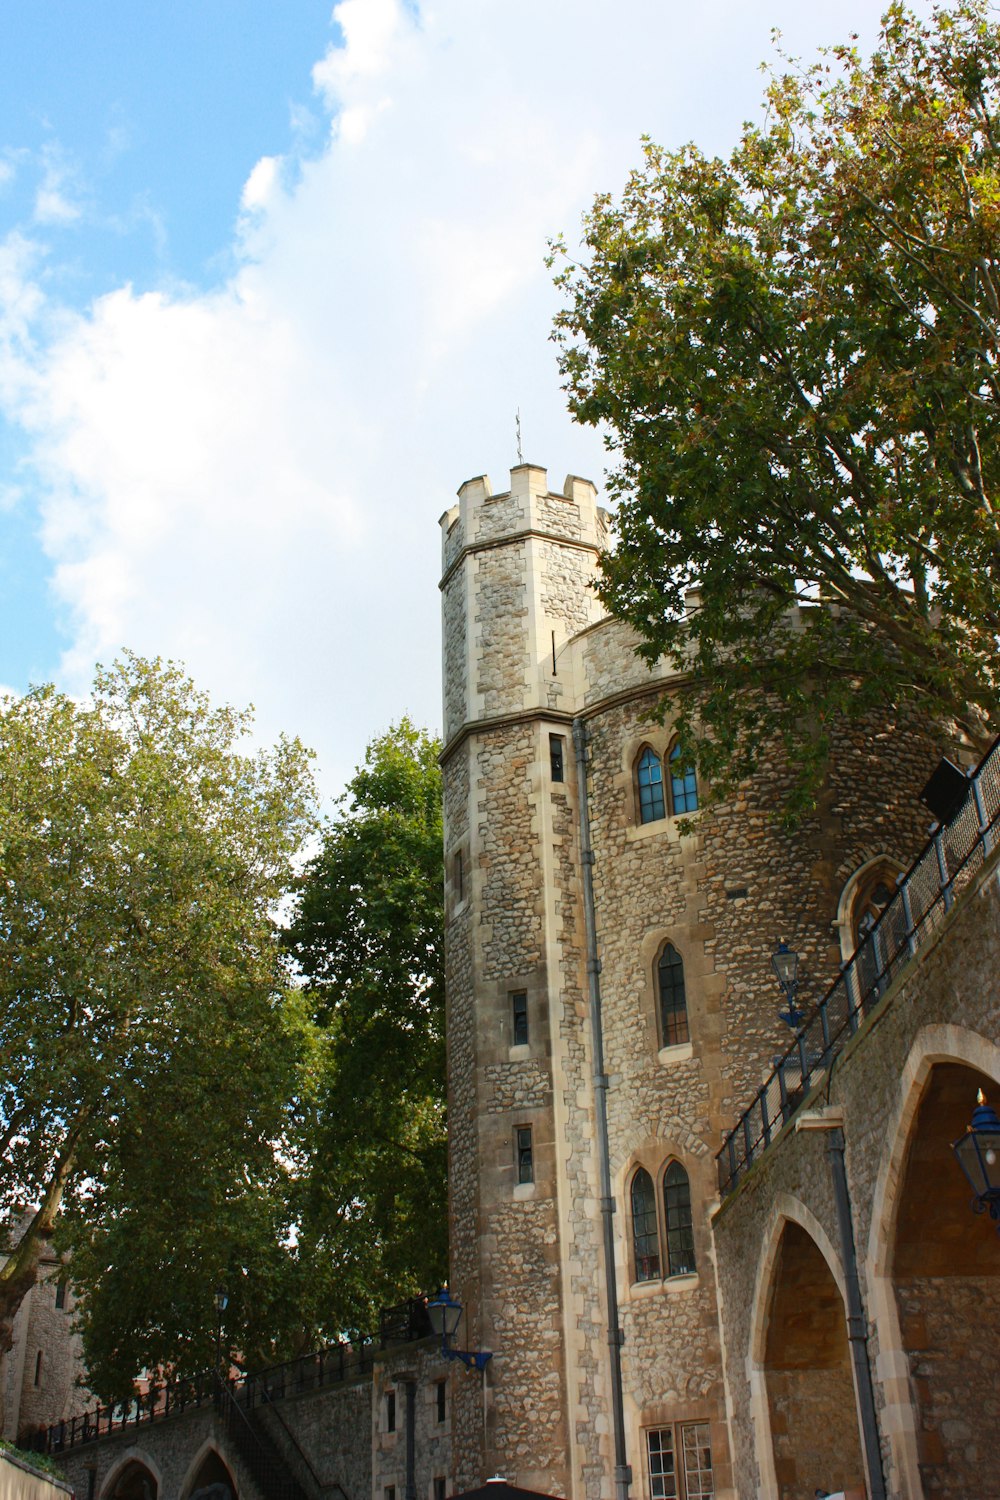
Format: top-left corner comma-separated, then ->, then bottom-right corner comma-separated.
43,1297 -> 433,1455
717,737 -> 1000,1198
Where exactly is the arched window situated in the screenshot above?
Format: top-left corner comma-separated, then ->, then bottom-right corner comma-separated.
663,1161 -> 695,1276
851,866 -> 898,949
630,1168 -> 660,1282
637,747 -> 665,823
657,943 -> 689,1047
668,742 -> 698,814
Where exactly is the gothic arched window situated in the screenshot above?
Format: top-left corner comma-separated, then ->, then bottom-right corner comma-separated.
663,1161 -> 696,1276
657,943 -> 689,1048
630,1168 -> 660,1283
637,747 -> 666,824
668,742 -> 698,815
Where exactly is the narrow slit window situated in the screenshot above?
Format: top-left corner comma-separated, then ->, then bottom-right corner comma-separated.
549,735 -> 565,783
55,1279 -> 67,1310
433,1481 -> 446,1500
630,1168 -> 660,1283
34,1351 -> 43,1387
516,1126 -> 534,1184
668,742 -> 698,814
637,747 -> 666,824
386,1391 -> 396,1432
657,943 -> 689,1047
436,1380 -> 446,1423
663,1161 -> 696,1277
454,850 -> 464,903
511,990 -> 528,1047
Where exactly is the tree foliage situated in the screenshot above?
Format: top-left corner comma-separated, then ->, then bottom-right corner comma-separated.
552,1 -> 1000,817
0,654 -> 317,1402
284,720 -> 447,1335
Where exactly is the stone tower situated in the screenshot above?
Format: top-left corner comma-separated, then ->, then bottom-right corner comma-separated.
438,464 -> 609,1496
439,463 -> 938,1500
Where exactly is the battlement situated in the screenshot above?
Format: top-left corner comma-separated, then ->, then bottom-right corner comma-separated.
439,464 -> 607,577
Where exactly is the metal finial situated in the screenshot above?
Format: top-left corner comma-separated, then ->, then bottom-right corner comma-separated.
515,409 -> 523,464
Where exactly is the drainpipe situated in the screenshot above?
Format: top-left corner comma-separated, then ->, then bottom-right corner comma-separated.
405,1380 -> 416,1500
799,1113 -> 886,1500
826,1128 -> 886,1500
572,718 -> 631,1500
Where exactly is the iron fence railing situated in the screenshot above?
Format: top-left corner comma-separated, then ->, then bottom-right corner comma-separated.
717,737 -> 1000,1198
43,1297 -> 434,1455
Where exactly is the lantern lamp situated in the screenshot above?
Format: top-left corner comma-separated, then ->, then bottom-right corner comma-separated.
425,1287 -> 492,1372
952,1089 -> 1000,1228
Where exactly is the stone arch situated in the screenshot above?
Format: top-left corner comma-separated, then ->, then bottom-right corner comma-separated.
748,1196 -> 865,1500
102,1454 -> 162,1500
866,1025 -> 1000,1500
180,1442 -> 239,1500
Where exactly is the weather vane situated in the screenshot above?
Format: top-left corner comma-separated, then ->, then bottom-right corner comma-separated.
515,409 -> 523,464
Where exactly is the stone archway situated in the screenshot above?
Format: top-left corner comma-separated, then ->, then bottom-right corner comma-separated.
762,1220 -> 866,1500
891,1060 -> 1000,1499
181,1448 -> 238,1500
103,1459 -> 159,1500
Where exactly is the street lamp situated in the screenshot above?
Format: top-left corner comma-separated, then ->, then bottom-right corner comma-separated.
952,1089 -> 1000,1229
771,941 -> 804,1029
426,1287 -> 492,1372
214,1287 -> 229,1387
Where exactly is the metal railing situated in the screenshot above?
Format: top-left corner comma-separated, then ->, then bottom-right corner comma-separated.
43,1297 -> 434,1455
717,736 -> 1000,1198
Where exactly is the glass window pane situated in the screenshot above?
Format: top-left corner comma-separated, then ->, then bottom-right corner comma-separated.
669,743 -> 699,814
681,1423 -> 714,1499
664,1161 -> 696,1276
512,991 -> 528,1046
658,944 -> 689,1047
646,1429 -> 677,1500
517,1127 -> 534,1184
637,748 -> 666,823
630,1169 -> 660,1282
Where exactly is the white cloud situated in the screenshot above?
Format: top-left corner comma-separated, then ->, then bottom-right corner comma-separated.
0,0 -> 908,798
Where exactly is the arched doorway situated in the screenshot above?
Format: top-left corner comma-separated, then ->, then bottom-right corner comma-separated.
891,1060 -> 1000,1498
763,1220 -> 866,1499
104,1461 -> 158,1500
182,1450 -> 238,1500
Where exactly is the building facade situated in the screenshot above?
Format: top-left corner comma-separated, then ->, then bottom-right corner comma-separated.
437,463 -> 986,1500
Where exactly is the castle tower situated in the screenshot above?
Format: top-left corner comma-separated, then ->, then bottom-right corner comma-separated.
439,462 -> 938,1500
439,465 -> 609,1496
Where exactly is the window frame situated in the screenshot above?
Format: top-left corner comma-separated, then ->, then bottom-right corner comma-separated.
667,741 -> 698,816
656,942 -> 689,1050
630,1166 -> 661,1284
645,1422 -> 715,1500
516,1126 -> 534,1185
549,734 -> 565,783
636,745 -> 666,824
663,1161 -> 696,1278
511,990 -> 529,1048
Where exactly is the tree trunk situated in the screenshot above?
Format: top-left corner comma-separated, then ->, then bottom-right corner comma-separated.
0,1117 -> 86,1434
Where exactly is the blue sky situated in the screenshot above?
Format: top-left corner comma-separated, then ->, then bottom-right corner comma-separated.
0,0 -> 915,797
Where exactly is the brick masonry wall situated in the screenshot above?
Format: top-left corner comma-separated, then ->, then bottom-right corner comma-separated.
713,847 -> 1000,1500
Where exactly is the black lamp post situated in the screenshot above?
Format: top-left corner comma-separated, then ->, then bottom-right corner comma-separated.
771,940 -> 804,1030
426,1287 -> 492,1372
214,1287 -> 229,1387
952,1089 -> 1000,1229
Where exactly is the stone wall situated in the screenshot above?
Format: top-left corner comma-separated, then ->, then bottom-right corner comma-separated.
54,1342 -> 453,1500
713,844 -> 1000,1500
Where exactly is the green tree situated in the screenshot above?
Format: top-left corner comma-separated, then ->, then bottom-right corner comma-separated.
552,1 -> 1000,818
0,654 -> 317,1403
284,720 -> 447,1333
